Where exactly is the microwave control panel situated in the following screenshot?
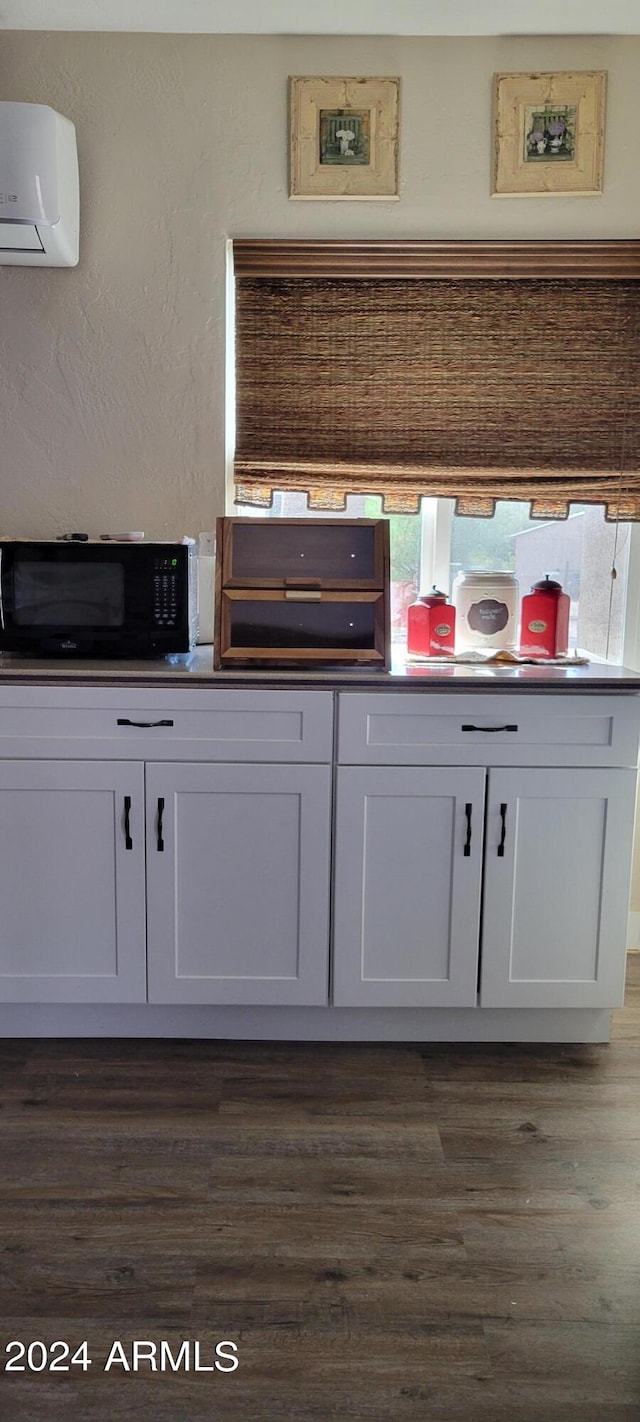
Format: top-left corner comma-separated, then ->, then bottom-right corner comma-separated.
153,555 -> 181,627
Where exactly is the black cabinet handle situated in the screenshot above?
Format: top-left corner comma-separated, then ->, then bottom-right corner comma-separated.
461,724 -> 518,734
498,803 -> 507,857
157,797 -> 165,852
464,803 -> 472,857
117,718 -> 174,728
123,795 -> 133,850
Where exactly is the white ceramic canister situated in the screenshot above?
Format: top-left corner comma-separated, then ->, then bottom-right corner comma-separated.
452,570 -> 519,653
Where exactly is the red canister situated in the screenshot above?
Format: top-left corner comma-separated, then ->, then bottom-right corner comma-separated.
519,575 -> 570,658
407,586 -> 456,657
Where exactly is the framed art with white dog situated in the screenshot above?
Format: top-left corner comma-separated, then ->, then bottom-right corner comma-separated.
289,76 -> 400,200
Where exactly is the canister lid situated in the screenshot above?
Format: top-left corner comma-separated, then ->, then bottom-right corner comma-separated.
532,575 -> 563,593
419,585 -> 448,604
454,569 -> 517,582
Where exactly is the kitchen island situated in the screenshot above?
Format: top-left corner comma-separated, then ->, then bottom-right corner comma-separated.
0,650 -> 638,1043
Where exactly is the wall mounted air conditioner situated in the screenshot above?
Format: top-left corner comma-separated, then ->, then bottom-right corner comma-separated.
0,102 -> 79,267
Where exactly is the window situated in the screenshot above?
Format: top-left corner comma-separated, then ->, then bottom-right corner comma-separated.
235,491 -> 632,663
230,240 -> 640,667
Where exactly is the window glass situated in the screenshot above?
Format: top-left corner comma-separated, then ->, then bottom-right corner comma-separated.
450,501 -> 630,663
235,493 -> 630,661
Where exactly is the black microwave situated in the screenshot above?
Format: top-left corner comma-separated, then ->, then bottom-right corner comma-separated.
0,540 -> 198,656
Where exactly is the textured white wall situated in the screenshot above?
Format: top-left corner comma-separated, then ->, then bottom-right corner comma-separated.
0,30 -> 639,538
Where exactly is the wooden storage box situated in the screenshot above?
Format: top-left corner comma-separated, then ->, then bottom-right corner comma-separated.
214,518 -> 390,668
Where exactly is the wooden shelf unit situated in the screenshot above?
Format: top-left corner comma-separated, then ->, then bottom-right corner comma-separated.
213,517 -> 390,669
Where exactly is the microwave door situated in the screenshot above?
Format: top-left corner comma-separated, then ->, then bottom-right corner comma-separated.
11,560 -> 126,629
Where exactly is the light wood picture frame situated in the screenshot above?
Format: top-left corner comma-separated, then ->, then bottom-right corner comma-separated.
492,70 -> 606,197
289,76 -> 400,201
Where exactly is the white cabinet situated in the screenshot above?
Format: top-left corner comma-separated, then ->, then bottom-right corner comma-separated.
333,761 -> 637,1011
333,766 -> 485,1007
0,683 -> 638,1034
480,767 -> 637,1009
145,762 -> 331,1006
0,758 -> 332,1009
0,760 -> 146,1003
0,689 -> 334,1009
335,693 -> 640,1012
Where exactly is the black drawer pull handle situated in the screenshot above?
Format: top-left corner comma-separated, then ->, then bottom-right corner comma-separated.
461,724 -> 518,734
157,797 -> 165,852
498,803 -> 507,857
117,718 -> 174,728
464,802 -> 472,857
123,795 -> 133,850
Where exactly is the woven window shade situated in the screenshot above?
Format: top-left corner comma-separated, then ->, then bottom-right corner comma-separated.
233,240 -> 640,520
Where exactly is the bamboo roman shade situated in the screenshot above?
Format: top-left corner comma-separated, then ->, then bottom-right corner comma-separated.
233,240 -> 640,520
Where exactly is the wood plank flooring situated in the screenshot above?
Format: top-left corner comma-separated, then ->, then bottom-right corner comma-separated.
1,963 -> 640,1420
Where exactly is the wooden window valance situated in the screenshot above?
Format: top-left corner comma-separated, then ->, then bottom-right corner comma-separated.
233,240 -> 640,520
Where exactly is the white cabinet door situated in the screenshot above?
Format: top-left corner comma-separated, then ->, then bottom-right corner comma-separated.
480,767 -> 638,1009
145,762 -> 331,1005
0,761 -> 146,1003
332,766 -> 485,1007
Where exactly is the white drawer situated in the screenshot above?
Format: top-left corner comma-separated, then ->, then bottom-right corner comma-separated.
337,692 -> 640,768
0,688 -> 334,762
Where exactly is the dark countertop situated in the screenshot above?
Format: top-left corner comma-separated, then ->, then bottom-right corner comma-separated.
0,647 -> 640,692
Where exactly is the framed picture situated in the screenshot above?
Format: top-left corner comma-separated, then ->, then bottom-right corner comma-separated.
289,76 -> 400,201
492,71 -> 606,197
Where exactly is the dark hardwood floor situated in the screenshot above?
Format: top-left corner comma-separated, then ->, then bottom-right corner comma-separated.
1,962 -> 640,1420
